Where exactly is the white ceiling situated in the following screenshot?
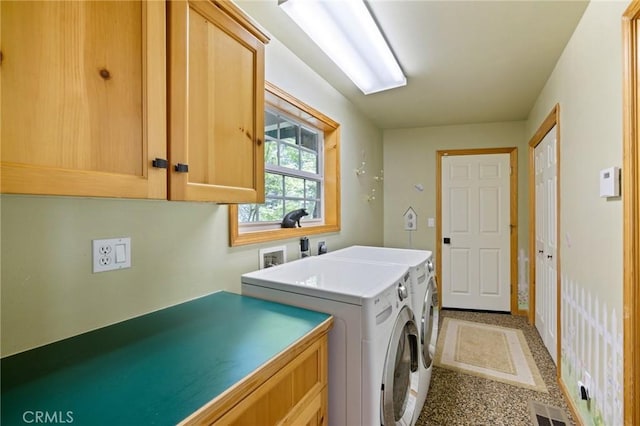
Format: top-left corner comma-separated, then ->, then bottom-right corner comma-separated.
235,0 -> 589,129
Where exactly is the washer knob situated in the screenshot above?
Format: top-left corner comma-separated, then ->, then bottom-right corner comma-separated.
397,283 -> 408,301
427,259 -> 434,273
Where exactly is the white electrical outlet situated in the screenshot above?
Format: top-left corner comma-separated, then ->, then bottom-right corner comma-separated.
578,375 -> 591,401
93,237 -> 131,273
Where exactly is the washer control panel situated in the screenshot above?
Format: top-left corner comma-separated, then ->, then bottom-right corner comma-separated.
373,287 -> 397,326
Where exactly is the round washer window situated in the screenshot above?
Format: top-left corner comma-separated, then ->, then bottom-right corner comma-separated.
381,306 -> 419,425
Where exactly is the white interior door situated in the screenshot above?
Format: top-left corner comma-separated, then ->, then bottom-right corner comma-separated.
534,126 -> 558,364
441,153 -> 511,311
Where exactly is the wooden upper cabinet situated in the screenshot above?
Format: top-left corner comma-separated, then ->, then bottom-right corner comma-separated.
168,0 -> 268,203
0,0 -> 167,199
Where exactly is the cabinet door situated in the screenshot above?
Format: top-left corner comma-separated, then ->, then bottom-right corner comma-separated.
207,337 -> 327,426
283,390 -> 326,426
168,0 -> 266,203
0,0 -> 166,199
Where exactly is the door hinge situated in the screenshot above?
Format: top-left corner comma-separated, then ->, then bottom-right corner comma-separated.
510,166 -> 513,175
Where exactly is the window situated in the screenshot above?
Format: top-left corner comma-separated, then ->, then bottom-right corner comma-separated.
238,108 -> 324,225
229,82 -> 340,246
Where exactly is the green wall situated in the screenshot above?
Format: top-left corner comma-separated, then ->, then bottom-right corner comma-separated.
0,37 -> 385,356
525,2 -> 625,424
382,121 -> 528,256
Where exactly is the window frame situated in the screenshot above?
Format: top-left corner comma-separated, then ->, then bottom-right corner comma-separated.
228,82 -> 341,246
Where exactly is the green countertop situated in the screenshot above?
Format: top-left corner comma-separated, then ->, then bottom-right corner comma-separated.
1,291 -> 331,425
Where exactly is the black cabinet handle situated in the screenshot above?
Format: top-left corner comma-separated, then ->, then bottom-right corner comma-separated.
174,163 -> 189,173
152,158 -> 168,169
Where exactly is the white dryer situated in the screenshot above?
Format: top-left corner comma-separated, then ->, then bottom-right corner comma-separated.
241,256 -> 419,426
325,246 -> 439,421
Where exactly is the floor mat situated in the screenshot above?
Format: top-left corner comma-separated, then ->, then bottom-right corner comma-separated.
434,317 -> 548,392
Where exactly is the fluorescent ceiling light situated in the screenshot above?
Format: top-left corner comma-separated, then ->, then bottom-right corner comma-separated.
279,0 -> 406,95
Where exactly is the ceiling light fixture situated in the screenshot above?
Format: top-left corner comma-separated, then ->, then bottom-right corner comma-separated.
279,0 -> 406,95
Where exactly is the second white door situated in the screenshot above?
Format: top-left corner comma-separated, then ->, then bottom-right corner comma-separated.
534,126 -> 558,365
441,153 -> 511,311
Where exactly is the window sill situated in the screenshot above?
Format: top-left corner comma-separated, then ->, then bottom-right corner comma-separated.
229,223 -> 340,247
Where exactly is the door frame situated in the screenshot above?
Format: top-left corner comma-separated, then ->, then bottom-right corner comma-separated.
527,105 -> 561,376
622,3 -> 640,424
436,147 -> 519,313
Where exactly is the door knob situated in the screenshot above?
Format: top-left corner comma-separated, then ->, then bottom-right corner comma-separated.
538,250 -> 544,254
547,254 -> 553,259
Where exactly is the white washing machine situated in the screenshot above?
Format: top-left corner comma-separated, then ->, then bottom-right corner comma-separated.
241,256 -> 420,426
325,246 -> 439,421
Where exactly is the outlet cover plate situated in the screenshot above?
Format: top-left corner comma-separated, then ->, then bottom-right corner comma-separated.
93,237 -> 131,273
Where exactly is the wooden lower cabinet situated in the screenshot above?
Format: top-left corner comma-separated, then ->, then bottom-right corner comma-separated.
181,330 -> 329,426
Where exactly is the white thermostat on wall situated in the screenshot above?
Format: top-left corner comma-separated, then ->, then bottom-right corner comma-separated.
599,166 -> 620,198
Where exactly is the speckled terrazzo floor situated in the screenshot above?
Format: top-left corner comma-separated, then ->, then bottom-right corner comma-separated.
416,309 -> 575,426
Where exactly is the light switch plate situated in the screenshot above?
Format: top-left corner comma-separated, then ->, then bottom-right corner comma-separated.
599,166 -> 620,197
93,237 -> 131,273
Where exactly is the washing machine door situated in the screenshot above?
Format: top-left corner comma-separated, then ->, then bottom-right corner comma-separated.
381,305 -> 420,425
420,276 -> 439,368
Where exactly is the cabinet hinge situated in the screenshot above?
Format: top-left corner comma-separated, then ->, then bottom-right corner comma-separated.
174,163 -> 189,173
152,158 -> 168,169
0,51 -> 3,66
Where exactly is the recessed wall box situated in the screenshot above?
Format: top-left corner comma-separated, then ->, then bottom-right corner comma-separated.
599,166 -> 620,198
259,246 -> 286,269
